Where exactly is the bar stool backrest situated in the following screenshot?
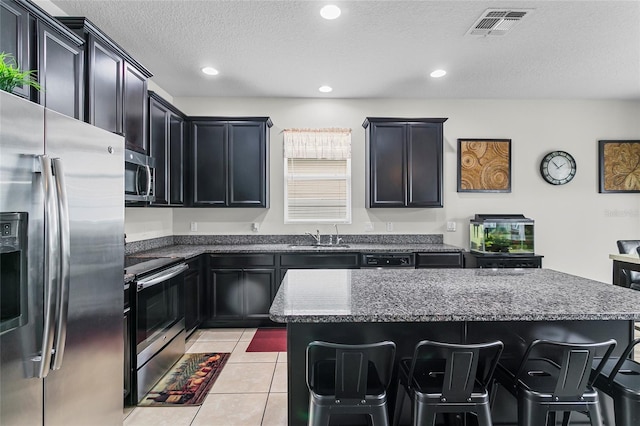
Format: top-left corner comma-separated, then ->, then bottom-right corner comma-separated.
515,339 -> 617,400
617,240 -> 640,284
603,338 -> 640,383
407,340 -> 503,403
306,341 -> 396,401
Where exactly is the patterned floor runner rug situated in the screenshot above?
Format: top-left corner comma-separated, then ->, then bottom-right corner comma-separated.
138,352 -> 229,406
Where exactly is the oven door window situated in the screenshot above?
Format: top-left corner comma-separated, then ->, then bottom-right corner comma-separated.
136,277 -> 183,353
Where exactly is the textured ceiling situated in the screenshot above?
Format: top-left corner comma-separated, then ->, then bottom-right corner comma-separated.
44,0 -> 640,100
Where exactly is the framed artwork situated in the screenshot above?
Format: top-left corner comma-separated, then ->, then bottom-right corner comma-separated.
457,139 -> 511,192
598,140 -> 640,193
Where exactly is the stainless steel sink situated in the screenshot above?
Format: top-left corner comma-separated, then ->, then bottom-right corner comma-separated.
287,244 -> 350,249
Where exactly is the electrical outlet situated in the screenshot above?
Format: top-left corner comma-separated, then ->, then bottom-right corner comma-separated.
386,222 -> 393,232
446,221 -> 456,232
251,222 -> 259,232
364,222 -> 374,232
190,222 -> 198,232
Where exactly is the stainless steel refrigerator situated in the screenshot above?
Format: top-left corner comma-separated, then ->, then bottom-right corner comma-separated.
0,91 -> 124,425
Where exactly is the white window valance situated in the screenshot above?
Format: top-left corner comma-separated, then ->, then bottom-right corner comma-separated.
283,128 -> 351,160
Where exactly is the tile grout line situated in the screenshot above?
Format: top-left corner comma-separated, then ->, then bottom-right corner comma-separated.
261,356 -> 280,425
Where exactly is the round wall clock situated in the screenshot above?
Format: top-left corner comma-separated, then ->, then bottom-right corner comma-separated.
540,151 -> 577,185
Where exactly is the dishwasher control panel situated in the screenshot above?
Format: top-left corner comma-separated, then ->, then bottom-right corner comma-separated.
361,253 -> 415,267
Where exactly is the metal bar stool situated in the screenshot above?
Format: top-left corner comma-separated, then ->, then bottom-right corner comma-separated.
392,340 -> 504,426
616,240 -> 640,289
492,339 -> 617,426
594,338 -> 640,426
306,340 -> 396,426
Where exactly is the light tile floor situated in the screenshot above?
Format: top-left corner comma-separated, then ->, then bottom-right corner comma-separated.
124,328 -> 287,426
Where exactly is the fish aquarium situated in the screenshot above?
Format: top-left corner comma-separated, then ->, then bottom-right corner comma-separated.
469,214 -> 535,255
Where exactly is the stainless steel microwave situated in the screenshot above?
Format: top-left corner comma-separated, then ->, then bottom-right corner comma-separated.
124,149 -> 155,203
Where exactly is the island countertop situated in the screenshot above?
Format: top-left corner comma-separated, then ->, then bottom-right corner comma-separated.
270,268 -> 640,323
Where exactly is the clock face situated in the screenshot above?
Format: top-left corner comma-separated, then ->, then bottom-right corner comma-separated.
540,151 -> 576,185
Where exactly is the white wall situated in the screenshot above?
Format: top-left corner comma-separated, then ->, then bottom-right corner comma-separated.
126,97 -> 640,283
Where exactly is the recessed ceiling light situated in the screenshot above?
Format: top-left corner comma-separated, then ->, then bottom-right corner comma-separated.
201,67 -> 219,76
430,69 -> 447,78
320,5 -> 341,20
318,85 -> 333,93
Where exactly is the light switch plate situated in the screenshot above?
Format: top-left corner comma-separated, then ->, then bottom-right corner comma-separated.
386,222 -> 394,232
190,222 -> 198,232
446,221 -> 456,232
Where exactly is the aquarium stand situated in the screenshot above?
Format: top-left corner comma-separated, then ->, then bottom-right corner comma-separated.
463,252 -> 543,269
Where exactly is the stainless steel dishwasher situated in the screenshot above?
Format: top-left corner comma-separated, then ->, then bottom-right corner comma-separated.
360,253 -> 415,268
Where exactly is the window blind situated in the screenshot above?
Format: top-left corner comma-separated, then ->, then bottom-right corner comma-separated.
283,129 -> 351,223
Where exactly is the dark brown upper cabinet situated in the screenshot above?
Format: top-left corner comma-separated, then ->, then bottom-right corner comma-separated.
148,91 -> 186,206
1,0 -> 31,99
188,117 -> 272,208
363,117 -> 447,208
1,0 -> 84,118
57,17 -> 152,153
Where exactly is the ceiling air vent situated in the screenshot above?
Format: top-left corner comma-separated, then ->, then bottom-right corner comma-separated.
467,9 -> 532,36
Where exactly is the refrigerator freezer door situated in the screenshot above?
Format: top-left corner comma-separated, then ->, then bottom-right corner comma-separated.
43,109 -> 124,425
0,93 -> 46,424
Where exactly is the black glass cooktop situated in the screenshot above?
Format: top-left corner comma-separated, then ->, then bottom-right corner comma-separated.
124,256 -> 184,277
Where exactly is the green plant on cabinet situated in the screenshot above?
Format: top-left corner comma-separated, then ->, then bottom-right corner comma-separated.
0,52 -> 42,93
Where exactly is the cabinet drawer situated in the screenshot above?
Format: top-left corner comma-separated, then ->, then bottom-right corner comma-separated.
185,255 -> 202,275
280,253 -> 360,268
416,252 -> 462,268
208,254 -> 275,268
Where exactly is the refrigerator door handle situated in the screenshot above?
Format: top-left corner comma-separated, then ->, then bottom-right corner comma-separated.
50,158 -> 70,370
36,155 -> 59,378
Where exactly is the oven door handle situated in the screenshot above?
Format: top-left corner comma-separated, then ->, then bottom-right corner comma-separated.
136,264 -> 188,291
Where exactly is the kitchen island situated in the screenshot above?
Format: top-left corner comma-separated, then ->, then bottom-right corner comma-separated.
270,268 -> 640,425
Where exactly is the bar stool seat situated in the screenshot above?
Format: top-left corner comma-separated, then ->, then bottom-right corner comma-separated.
392,340 -> 503,426
594,338 -> 640,426
306,340 -> 396,426
492,339 -> 617,426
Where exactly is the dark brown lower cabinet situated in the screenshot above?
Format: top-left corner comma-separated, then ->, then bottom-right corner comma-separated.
279,253 -> 360,282
416,252 -> 463,268
204,254 -> 277,327
184,256 -> 204,336
463,252 -> 543,268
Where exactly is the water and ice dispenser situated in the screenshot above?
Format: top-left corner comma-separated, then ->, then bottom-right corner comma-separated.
0,212 -> 28,335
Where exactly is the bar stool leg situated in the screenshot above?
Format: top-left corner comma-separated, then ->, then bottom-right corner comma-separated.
561,411 -> 571,426
476,403 -> 493,426
392,385 -> 406,426
370,404 -> 390,426
308,400 -> 330,426
413,403 -> 437,426
586,404 -> 603,426
519,398 -> 549,426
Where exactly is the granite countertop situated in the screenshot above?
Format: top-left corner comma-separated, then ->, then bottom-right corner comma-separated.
125,242 -> 463,260
269,268 -> 640,323
610,253 -> 640,265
